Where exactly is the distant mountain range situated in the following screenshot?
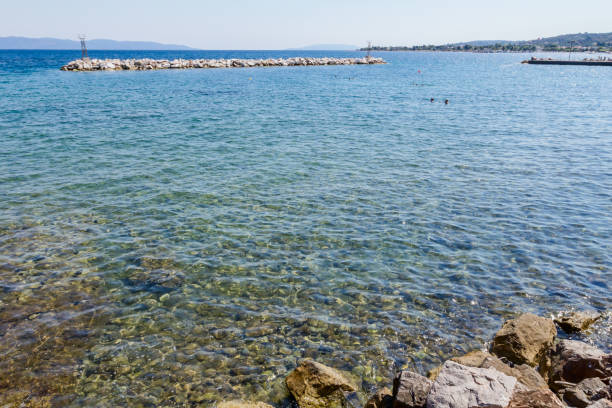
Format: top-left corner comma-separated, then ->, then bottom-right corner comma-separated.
286,44 -> 358,51
0,37 -> 195,50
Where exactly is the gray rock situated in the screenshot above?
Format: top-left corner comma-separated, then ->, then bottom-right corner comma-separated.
426,361 -> 518,408
564,378 -> 610,408
393,371 -> 432,408
440,350 -> 548,391
547,340 -> 611,392
555,311 -> 602,333
491,313 -> 556,367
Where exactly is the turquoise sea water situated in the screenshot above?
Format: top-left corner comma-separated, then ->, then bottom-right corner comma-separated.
0,50 -> 611,406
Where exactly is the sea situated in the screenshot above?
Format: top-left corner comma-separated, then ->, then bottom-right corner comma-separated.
0,49 -> 610,406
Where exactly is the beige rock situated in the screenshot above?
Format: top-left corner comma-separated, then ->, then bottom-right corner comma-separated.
491,313 -> 556,367
554,311 -> 601,333
507,389 -> 564,408
285,359 -> 357,408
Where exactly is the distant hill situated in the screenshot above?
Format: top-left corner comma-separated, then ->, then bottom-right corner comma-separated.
364,32 -> 612,52
0,36 -> 196,50
287,44 -> 358,51
449,32 -> 612,48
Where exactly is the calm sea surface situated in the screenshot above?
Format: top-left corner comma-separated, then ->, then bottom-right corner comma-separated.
0,50 -> 611,406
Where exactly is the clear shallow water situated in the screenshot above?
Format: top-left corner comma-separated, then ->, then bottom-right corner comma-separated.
0,49 -> 611,406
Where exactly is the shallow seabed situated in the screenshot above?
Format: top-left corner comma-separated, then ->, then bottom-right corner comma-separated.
0,50 -> 611,407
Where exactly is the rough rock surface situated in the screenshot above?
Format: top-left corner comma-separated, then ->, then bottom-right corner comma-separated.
217,401 -> 274,408
428,350 -> 547,390
393,371 -> 432,408
491,313 -> 556,367
563,377 -> 610,408
507,389 -> 564,408
61,57 -> 386,71
426,361 -> 518,408
365,387 -> 393,408
547,340 -> 611,391
554,311 -> 601,333
587,400 -> 612,408
285,359 -> 357,408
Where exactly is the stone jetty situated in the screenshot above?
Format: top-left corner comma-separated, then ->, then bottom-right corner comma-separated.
60,57 -> 386,71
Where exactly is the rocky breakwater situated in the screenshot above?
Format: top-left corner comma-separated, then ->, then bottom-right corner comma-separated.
218,310 -> 610,408
60,57 -> 386,71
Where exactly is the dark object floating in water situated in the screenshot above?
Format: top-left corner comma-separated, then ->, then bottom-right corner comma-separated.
522,57 -> 612,66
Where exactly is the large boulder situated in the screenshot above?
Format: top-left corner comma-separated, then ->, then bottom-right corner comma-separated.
554,311 -> 601,334
491,313 -> 556,367
507,389 -> 564,408
365,387 -> 393,408
547,340 -> 611,391
426,361 -> 518,408
285,359 -> 357,408
217,401 -> 274,408
393,371 -> 432,408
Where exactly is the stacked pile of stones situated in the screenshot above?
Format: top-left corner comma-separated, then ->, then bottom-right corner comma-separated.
60,57 -> 386,71
221,310 -> 610,408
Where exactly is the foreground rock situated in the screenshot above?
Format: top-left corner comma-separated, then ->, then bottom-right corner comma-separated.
547,340 -> 611,391
286,359 -> 357,408
61,57 -> 386,71
491,313 -> 556,367
563,377 -> 610,408
217,401 -> 274,408
393,371 -> 432,408
507,389 -> 564,408
426,361 -> 518,408
365,387 -> 393,408
554,311 -> 602,334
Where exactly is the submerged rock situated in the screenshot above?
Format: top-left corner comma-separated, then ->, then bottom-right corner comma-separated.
554,311 -> 602,334
393,370 -> 432,408
507,389 -> 564,408
365,387 -> 393,408
285,359 -> 357,408
491,313 -> 556,367
426,361 -> 518,408
217,401 -> 274,408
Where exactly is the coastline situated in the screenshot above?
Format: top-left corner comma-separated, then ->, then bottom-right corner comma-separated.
223,310 -> 610,408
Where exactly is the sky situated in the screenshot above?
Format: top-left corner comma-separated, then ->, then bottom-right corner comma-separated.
1,0 -> 611,49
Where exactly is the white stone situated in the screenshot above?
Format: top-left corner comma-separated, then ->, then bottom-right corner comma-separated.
426,361 -> 518,408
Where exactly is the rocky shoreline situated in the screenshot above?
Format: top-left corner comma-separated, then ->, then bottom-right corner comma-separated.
220,311 -> 610,408
60,57 -> 386,71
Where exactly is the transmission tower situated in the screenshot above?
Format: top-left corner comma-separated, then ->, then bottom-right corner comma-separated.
79,35 -> 89,60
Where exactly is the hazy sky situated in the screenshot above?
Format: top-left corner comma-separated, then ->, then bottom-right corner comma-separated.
2,0 -> 610,49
